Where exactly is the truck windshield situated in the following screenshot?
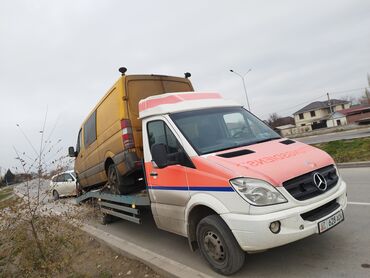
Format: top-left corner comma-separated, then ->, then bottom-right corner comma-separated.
170,107 -> 281,155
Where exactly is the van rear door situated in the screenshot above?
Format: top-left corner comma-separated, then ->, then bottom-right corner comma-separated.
125,75 -> 193,157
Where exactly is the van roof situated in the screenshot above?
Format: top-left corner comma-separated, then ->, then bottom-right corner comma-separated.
80,74 -> 193,126
139,92 -> 241,119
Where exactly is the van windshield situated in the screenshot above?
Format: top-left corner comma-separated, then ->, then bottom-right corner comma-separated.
170,107 -> 280,155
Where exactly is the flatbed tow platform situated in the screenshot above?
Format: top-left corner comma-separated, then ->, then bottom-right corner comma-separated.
76,189 -> 150,224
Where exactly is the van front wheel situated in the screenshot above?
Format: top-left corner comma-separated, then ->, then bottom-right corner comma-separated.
196,215 -> 245,275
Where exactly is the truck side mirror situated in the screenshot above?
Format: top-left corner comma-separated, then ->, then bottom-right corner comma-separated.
68,146 -> 77,157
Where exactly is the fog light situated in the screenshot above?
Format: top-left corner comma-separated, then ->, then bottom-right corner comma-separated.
269,221 -> 281,234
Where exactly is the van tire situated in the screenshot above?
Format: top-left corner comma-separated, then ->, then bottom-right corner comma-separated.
107,164 -> 137,195
196,215 -> 245,275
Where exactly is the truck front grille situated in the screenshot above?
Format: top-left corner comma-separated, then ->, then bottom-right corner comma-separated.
283,165 -> 338,201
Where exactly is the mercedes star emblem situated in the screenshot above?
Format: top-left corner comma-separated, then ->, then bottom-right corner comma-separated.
313,172 -> 328,191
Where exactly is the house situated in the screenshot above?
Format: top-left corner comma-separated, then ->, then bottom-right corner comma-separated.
293,99 -> 350,129
269,116 -> 295,129
324,112 -> 347,127
339,104 -> 370,125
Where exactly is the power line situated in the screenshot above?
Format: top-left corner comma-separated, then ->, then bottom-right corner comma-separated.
328,86 -> 370,96
268,86 -> 370,117
273,93 -> 326,114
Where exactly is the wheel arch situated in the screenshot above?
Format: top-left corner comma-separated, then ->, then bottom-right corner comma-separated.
104,157 -> 115,175
186,194 -> 230,251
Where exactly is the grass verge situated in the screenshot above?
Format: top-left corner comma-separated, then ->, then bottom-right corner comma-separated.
0,186 -> 13,201
313,137 -> 370,163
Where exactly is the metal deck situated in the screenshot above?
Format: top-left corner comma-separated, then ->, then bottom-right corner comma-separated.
76,189 -> 150,224
76,190 -> 150,206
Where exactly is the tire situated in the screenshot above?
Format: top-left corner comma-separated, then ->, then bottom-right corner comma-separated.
52,190 -> 59,201
107,164 -> 137,195
196,215 -> 245,275
99,212 -> 115,225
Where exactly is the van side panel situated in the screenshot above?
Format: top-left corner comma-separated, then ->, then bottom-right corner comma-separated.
95,84 -> 123,182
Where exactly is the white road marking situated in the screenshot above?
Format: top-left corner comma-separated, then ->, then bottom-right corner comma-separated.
348,201 -> 370,206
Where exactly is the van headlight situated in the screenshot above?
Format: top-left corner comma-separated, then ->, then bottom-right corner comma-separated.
230,178 -> 287,206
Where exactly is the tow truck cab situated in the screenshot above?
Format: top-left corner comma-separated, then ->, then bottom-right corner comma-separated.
139,92 -> 347,275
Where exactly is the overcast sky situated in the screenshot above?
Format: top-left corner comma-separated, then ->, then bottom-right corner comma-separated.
0,0 -> 369,172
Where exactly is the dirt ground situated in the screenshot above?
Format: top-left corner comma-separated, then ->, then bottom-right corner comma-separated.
59,234 -> 162,278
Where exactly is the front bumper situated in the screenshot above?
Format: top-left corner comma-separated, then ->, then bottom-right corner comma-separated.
221,180 -> 347,252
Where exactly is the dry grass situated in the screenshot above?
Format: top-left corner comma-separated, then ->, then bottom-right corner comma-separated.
0,195 -> 161,278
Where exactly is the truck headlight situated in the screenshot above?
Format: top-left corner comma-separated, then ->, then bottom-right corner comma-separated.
230,178 -> 287,206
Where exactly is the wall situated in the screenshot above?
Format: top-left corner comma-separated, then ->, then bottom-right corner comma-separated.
326,117 -> 347,128
346,111 -> 370,124
279,125 -> 312,136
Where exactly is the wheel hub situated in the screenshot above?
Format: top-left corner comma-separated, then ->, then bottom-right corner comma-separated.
203,231 -> 225,262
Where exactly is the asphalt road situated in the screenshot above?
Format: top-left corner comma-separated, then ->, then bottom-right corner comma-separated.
84,167 -> 370,278
295,127 -> 370,144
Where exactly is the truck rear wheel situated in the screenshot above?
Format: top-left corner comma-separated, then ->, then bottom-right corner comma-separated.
196,215 -> 245,275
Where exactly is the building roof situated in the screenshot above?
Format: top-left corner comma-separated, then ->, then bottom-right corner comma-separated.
322,112 -> 345,120
339,104 -> 370,116
293,99 -> 349,115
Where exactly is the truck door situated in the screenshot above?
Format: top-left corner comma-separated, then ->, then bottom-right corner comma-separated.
144,118 -> 190,236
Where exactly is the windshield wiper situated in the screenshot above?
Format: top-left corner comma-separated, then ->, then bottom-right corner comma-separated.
249,137 -> 281,145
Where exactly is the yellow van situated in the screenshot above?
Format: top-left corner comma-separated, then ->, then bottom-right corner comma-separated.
69,68 -> 194,194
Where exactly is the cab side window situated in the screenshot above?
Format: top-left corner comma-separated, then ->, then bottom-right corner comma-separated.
147,121 -> 181,154
84,111 -> 97,147
147,120 -> 194,168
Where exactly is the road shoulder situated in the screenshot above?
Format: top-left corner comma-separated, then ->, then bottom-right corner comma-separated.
82,223 -> 212,278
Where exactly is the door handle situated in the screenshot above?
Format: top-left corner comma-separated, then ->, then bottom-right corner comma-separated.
150,172 -> 158,177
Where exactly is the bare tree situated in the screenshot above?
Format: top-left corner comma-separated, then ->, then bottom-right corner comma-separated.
340,95 -> 355,104
267,113 -> 280,127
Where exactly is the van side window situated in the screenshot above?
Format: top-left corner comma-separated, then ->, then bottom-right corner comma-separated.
76,129 -> 82,153
84,111 -> 97,147
147,121 -> 181,154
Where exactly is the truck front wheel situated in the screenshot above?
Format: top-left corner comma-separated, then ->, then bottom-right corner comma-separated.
196,215 -> 245,275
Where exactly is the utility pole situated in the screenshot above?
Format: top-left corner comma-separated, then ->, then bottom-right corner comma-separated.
327,92 -> 335,127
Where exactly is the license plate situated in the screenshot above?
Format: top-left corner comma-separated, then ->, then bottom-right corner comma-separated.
318,210 -> 344,233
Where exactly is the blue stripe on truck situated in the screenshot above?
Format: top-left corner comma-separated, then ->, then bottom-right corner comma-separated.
148,186 -> 234,192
